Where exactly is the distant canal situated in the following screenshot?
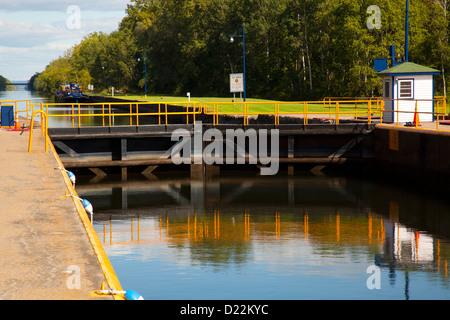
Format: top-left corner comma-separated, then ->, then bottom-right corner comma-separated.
76,170 -> 450,300
0,86 -> 134,127
0,85 -> 51,104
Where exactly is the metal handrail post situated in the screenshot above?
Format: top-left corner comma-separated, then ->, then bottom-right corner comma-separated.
136,103 -> 140,127
336,102 -> 340,125
28,110 -> 49,153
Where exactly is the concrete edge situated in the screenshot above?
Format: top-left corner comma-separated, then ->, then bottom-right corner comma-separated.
376,123 -> 450,136
48,139 -> 124,300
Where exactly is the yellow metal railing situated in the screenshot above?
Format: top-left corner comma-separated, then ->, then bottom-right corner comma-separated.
434,96 -> 447,119
203,99 -> 385,126
380,98 -> 447,130
2,98 -> 386,128
26,101 -> 203,128
4,97 -> 448,144
13,99 -> 387,129
0,99 -> 34,128
28,109 -> 49,153
5,97 -> 446,127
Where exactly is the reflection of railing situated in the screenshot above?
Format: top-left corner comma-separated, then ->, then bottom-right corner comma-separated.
98,211 -> 388,246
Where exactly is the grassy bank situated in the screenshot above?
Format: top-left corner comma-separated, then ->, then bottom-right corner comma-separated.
93,93 -> 380,118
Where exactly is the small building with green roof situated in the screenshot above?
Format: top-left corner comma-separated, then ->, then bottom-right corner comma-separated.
378,62 -> 440,123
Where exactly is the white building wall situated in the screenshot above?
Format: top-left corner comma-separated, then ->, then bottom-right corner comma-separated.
414,76 -> 434,122
383,75 -> 434,123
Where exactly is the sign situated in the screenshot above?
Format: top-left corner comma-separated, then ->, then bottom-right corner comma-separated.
389,130 -> 399,151
230,73 -> 244,93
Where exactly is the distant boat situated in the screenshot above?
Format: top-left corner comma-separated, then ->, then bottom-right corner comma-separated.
56,82 -> 89,103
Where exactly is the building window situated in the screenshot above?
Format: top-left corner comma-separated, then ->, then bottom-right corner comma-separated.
398,79 -> 413,98
384,80 -> 391,99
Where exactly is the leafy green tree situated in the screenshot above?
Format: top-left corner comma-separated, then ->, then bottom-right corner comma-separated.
0,75 -> 12,91
34,51 -> 92,96
32,0 -> 449,101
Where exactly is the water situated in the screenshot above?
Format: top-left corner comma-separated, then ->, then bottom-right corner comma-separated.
0,86 -> 132,128
0,85 -> 50,104
4,88 -> 450,300
76,171 -> 450,300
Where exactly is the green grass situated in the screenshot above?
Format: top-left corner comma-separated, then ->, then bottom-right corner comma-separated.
104,92 -> 272,104
98,93 -> 381,118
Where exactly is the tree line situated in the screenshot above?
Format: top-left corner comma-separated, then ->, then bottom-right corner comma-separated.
31,0 -> 449,101
0,75 -> 13,91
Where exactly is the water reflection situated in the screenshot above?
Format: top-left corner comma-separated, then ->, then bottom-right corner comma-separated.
0,87 -> 138,127
46,104 -> 133,127
76,172 -> 450,299
0,86 -> 50,104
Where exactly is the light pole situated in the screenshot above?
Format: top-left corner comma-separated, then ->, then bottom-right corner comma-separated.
138,52 -> 147,97
405,0 -> 409,62
102,62 -> 110,94
230,24 -> 246,102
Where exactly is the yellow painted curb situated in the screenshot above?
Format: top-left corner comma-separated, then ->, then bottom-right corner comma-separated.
48,140 -> 124,300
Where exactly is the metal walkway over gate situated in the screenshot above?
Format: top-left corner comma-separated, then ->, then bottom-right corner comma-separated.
2,97 -> 446,178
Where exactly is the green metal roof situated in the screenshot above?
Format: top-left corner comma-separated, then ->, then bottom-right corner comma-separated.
378,62 -> 440,75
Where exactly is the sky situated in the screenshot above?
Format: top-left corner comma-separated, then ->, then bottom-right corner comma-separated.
0,0 -> 131,81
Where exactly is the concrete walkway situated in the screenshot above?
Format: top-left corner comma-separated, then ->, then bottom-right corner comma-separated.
0,128 -> 111,299
378,121 -> 450,133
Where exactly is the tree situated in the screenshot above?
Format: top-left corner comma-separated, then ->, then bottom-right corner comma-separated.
34,51 -> 92,96
32,0 -> 449,101
413,0 -> 449,97
0,75 -> 12,91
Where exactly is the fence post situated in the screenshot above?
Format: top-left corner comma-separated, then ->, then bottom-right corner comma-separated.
304,102 -> 308,125
165,103 -> 168,125
336,102 -> 340,124
78,103 -> 81,128
136,103 -> 139,127
28,110 -> 48,153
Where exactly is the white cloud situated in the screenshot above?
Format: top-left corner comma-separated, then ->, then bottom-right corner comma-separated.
0,19 -> 82,48
0,0 -> 130,12
0,0 -> 130,80
0,43 -> 73,79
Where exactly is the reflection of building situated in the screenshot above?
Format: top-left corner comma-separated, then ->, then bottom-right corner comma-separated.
375,208 -> 448,299
376,202 -> 448,275
378,220 -> 444,268
394,225 -> 434,263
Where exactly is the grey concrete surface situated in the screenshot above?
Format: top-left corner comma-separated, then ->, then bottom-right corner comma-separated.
0,128 -> 111,299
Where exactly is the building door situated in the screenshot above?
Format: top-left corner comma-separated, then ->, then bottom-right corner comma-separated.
383,78 -> 393,123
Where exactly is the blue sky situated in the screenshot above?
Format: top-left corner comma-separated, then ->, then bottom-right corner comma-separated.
0,0 -> 131,81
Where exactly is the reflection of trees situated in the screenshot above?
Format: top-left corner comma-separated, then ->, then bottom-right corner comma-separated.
188,240 -> 252,271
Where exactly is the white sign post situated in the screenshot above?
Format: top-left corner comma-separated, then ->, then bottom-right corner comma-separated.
230,73 -> 244,105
